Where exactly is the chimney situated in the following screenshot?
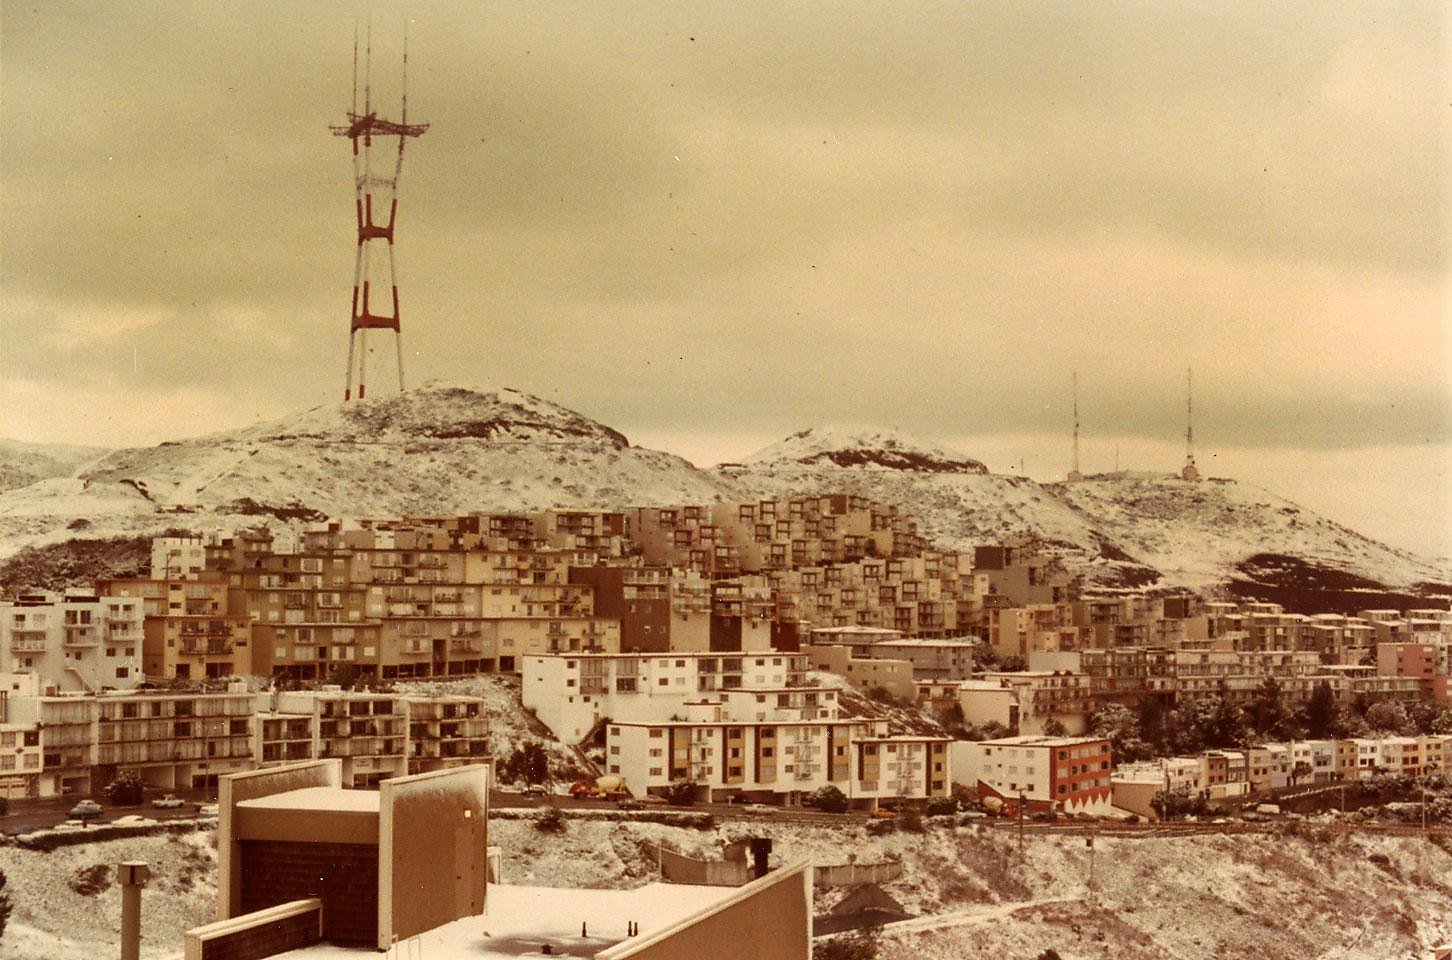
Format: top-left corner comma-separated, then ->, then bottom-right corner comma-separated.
118,861 -> 150,960
748,837 -> 773,879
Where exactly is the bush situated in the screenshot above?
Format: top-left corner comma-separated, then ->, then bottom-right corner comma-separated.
500,742 -> 551,788
898,808 -> 925,833
0,869 -> 10,940
0,796 -> 8,818
68,864 -> 113,897
534,806 -> 566,833
103,771 -> 145,807
808,785 -> 849,814
925,795 -> 958,817
665,780 -> 697,806
813,927 -> 879,960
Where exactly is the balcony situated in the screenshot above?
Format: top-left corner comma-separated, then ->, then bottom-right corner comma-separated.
10,636 -> 47,653
64,625 -> 100,647
180,639 -> 235,656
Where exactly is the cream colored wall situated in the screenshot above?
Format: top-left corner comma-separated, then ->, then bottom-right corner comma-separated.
378,763 -> 490,950
598,862 -> 812,960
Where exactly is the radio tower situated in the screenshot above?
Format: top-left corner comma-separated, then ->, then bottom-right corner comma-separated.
1067,370 -> 1083,482
1180,366 -> 1200,481
332,24 -> 428,401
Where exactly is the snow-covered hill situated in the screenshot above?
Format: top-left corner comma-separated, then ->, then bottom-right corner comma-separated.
0,438 -> 110,492
722,427 -> 1448,596
0,382 -> 732,557
743,424 -> 989,475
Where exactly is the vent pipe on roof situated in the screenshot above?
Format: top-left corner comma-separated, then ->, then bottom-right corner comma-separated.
119,861 -> 150,960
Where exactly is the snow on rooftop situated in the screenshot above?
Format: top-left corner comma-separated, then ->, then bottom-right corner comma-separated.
236,786 -> 380,814
271,882 -> 733,959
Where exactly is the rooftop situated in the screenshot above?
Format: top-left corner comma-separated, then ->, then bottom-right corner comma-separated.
271,882 -> 735,959
236,786 -> 381,814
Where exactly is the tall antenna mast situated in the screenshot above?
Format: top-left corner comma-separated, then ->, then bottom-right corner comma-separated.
1067,370 -> 1083,482
1181,366 -> 1200,481
333,22 -> 428,401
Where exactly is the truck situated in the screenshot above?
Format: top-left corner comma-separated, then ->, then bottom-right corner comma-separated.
569,775 -> 630,799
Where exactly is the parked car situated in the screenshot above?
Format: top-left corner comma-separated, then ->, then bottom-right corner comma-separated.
112,814 -> 156,826
152,794 -> 185,809
869,807 -> 897,820
639,794 -> 668,806
521,784 -> 548,797
197,803 -> 219,819
69,799 -> 103,820
615,798 -> 643,811
54,819 -> 88,832
743,803 -> 778,815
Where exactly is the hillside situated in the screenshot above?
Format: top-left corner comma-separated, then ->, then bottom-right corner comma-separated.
0,439 -> 108,493
0,382 -> 733,560
724,428 -> 1449,598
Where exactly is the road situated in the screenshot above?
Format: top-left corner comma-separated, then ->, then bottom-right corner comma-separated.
0,785 -> 215,834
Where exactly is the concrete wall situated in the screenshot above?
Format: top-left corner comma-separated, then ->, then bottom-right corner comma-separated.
184,898 -> 322,960
597,861 -> 812,960
378,763 -> 490,950
218,760 -> 341,921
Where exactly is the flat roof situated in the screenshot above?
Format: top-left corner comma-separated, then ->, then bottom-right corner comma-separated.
236,786 -> 381,814
271,882 -> 734,959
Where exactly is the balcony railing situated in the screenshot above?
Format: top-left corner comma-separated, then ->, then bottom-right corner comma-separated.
10,637 -> 47,653
180,640 -> 235,656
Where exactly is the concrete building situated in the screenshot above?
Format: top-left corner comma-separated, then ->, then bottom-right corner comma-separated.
522,651 -> 811,743
187,756 -> 812,960
951,735 -> 1113,815
1,589 -> 145,692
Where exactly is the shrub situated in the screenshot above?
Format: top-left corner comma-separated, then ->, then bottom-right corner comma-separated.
813,927 -> 879,960
0,797 -> 8,818
665,780 -> 697,806
898,808 -> 925,833
925,795 -> 958,817
0,869 -> 10,940
534,806 -> 566,833
68,864 -> 112,897
103,771 -> 145,807
808,785 -> 849,814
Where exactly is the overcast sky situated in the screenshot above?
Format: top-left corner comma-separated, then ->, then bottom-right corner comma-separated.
2,2 -> 1448,557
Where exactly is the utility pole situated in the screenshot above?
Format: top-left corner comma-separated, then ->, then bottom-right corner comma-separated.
1087,834 -> 1095,900
1018,790 -> 1026,856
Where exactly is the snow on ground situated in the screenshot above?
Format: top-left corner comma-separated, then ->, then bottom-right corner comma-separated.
395,675 -> 591,781
0,382 -> 735,561
725,426 -> 1448,591
5,815 -> 1451,960
494,816 -> 1452,960
0,827 -> 216,960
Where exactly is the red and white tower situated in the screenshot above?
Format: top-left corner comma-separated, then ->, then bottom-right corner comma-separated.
332,26 -> 428,401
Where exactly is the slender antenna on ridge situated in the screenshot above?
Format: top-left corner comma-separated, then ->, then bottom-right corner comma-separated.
1181,366 -> 1200,481
352,24 -> 359,115
1068,370 -> 1082,482
365,19 -> 373,117
402,21 -> 409,126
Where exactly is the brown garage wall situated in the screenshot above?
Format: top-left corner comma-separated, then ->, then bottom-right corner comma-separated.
218,760 -> 342,921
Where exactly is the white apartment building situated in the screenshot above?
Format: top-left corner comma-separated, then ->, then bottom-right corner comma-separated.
522,651 -> 811,743
607,711 -> 948,807
1,590 -> 144,692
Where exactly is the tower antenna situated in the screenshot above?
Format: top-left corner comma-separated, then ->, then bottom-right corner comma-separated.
333,23 -> 428,401
1181,366 -> 1200,481
1067,370 -> 1083,482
